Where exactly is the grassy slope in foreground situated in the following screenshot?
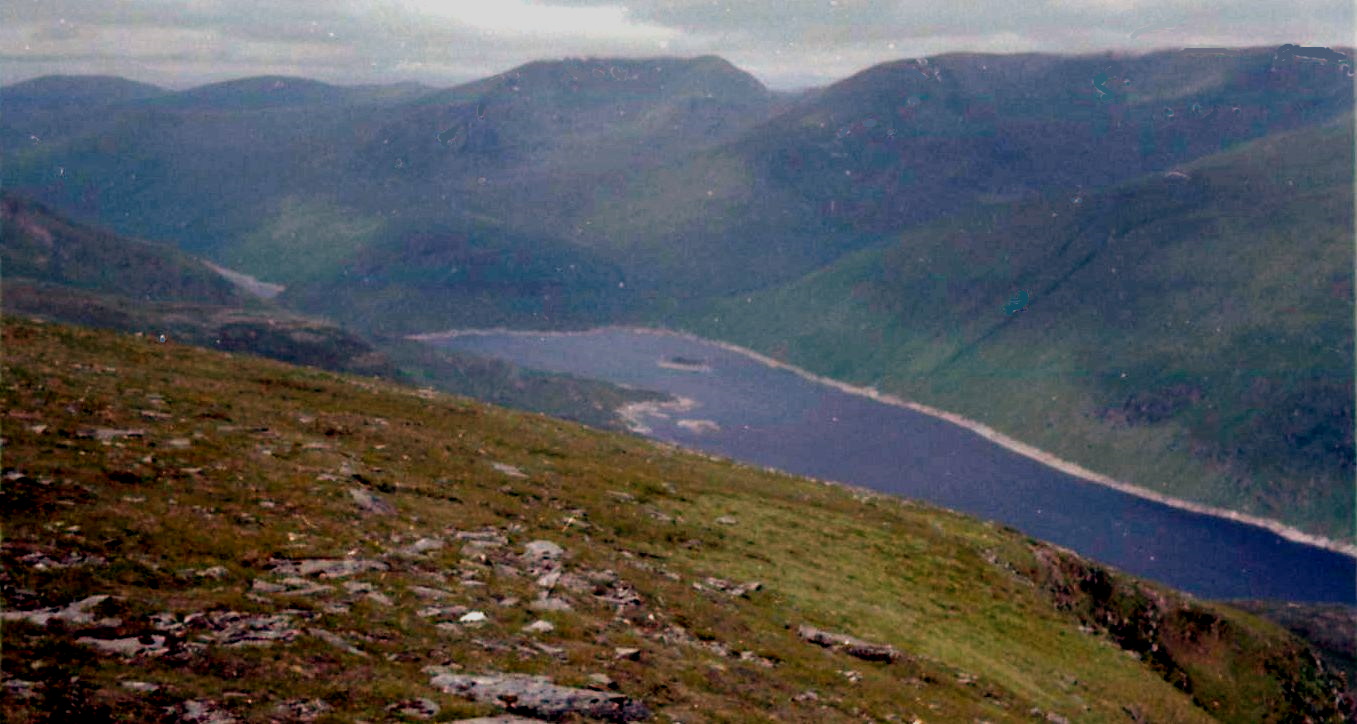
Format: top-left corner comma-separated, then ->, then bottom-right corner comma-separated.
1,318 -> 1350,722
680,117 -> 1355,545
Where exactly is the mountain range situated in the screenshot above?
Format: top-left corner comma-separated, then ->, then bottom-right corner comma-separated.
1,45 -> 1352,545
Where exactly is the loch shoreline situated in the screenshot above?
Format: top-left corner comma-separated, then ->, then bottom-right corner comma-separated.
411,325 -> 1357,561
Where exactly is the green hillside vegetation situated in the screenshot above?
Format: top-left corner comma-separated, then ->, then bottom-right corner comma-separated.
680,117 -> 1355,542
0,195 -> 659,431
4,50 -> 1351,324
2,318 -> 1352,722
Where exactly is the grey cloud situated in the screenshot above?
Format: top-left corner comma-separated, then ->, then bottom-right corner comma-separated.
1,0 -> 1353,90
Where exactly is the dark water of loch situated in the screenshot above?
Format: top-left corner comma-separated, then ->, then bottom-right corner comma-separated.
432,328 -> 1356,603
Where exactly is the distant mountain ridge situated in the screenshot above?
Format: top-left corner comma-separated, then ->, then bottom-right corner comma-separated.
1,47 -> 1351,543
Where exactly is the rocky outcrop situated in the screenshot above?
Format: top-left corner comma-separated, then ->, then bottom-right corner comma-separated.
796,624 -> 905,663
427,670 -> 650,722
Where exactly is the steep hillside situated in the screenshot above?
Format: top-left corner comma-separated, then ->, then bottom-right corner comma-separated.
681,116 -> 1355,543
560,47 -> 1355,299
0,195 -> 659,431
4,48 -> 1349,323
1,194 -> 248,306
2,318 -> 1351,722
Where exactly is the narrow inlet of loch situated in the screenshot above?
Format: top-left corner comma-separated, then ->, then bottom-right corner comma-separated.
429,328 -> 1356,604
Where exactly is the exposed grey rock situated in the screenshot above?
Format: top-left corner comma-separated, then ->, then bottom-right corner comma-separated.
448,717 -> 548,723
490,462 -> 528,478
587,673 -> 616,689
455,529 -> 509,544
714,516 -> 737,526
3,679 -> 39,700
417,605 -> 470,620
268,558 -> 388,578
797,624 -> 904,663
121,680 -> 162,693
397,537 -> 445,557
697,577 -> 763,597
307,627 -> 366,657
17,550 -> 107,570
349,487 -> 396,515
194,566 -> 230,580
251,580 -> 288,594
205,611 -> 300,647
429,672 -> 649,722
523,540 -> 564,562
252,577 -> 334,596
77,634 -> 170,658
79,427 -> 146,442
1,594 -> 120,627
270,699 -> 331,722
387,697 -> 441,720
522,620 -> 555,634
169,699 -> 237,723
527,596 -> 573,612
613,647 -> 642,661
409,585 -> 454,599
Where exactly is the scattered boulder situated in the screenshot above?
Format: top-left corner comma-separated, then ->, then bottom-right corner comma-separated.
409,585 -> 454,600
429,672 -> 650,722
797,624 -> 905,663
4,679 -> 40,700
307,627 -> 366,657
16,549 -> 107,570
523,540 -> 565,563
387,698 -> 441,720
349,487 -> 396,515
167,699 -> 237,723
447,717 -> 549,723
523,620 -> 555,634
251,577 -> 333,596
268,558 -> 388,578
1,594 -> 120,627
396,537 -> 445,557
714,516 -> 737,526
696,577 -> 762,597
528,596 -> 573,613
417,605 -> 470,621
205,611 -> 300,647
270,699 -> 331,722
78,427 -> 146,442
490,462 -> 528,478
613,647 -> 642,661
193,565 -> 230,580
77,634 -> 170,658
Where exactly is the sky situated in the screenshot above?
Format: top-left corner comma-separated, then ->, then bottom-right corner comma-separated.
2,0 -> 1353,90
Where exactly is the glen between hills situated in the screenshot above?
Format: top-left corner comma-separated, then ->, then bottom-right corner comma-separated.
1,318 -> 1353,721
1,47 -> 1352,544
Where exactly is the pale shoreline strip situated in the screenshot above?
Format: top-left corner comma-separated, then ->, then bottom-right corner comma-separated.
410,325 -> 1357,560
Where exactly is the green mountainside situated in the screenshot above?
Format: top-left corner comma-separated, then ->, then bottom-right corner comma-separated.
0,47 -> 1351,551
680,117 -> 1355,542
2,318 -> 1352,722
4,49 -> 1351,319
0,195 -> 660,431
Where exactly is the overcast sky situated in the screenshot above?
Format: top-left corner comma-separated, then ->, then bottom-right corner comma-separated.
2,0 -> 1353,90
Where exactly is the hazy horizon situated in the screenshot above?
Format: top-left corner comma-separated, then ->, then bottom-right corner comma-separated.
3,0 -> 1353,91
